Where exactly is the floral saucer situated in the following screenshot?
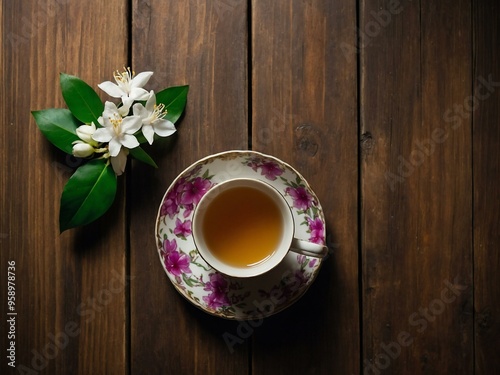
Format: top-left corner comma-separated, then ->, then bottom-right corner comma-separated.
155,150 -> 327,320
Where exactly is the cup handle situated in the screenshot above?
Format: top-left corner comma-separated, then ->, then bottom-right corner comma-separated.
289,238 -> 329,258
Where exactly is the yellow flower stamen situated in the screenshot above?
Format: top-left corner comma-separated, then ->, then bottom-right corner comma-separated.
108,114 -> 123,134
113,67 -> 135,84
152,103 -> 167,121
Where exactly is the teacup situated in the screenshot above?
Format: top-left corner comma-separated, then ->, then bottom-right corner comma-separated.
192,178 -> 328,278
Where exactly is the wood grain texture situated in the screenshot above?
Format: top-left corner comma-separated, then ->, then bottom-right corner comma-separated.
129,1 -> 249,374
0,0 -> 128,374
473,0 -> 500,373
251,1 -> 359,374
3,0 -> 500,374
360,0 -> 473,373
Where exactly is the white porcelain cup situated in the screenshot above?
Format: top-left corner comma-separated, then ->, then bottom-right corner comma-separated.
192,178 -> 328,278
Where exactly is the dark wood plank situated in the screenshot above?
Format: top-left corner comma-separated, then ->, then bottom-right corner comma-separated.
473,0 -> 500,372
251,1 -> 359,374
360,0 -> 473,373
130,1 -> 249,374
0,1 -> 128,374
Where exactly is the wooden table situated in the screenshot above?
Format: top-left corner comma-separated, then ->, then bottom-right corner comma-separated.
1,1 -> 499,374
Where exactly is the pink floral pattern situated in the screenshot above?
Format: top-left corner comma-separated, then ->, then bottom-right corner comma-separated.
161,239 -> 191,277
244,156 -> 284,180
174,218 -> 192,238
179,177 -> 212,206
160,177 -> 185,218
307,217 -> 325,244
203,273 -> 231,309
160,173 -> 213,219
285,186 -> 315,210
156,151 -> 326,319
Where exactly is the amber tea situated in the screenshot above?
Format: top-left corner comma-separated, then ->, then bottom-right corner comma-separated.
201,186 -> 284,268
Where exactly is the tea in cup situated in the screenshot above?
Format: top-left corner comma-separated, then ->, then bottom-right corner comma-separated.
192,178 -> 327,278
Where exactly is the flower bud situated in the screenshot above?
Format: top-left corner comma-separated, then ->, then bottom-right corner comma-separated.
72,142 -> 95,158
76,123 -> 98,146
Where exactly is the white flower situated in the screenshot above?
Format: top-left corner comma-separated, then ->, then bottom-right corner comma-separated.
92,101 -> 142,157
110,148 -> 129,176
98,67 -> 153,102
133,91 -> 176,145
76,123 -> 98,147
72,141 -> 95,158
117,98 -> 133,117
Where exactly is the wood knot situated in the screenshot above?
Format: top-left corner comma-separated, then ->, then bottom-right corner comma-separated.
361,132 -> 375,153
295,124 -> 319,157
477,310 -> 492,333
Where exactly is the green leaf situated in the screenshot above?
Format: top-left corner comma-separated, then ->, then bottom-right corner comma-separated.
59,159 -> 117,232
128,146 -> 158,168
32,109 -> 81,154
182,273 -> 198,287
60,73 -> 104,125
155,85 -> 189,124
